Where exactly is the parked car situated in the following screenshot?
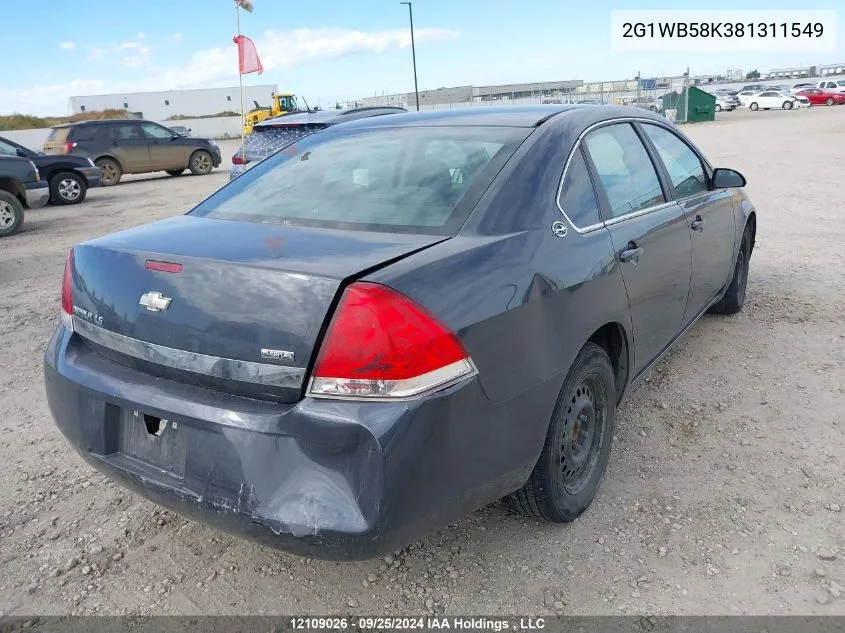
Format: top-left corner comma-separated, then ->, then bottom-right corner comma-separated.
738,84 -> 767,94
790,82 -> 817,93
42,120 -> 222,186
746,91 -> 809,110
627,96 -> 663,113
230,106 -> 406,180
168,125 -> 192,137
817,79 -> 845,94
0,155 -> 49,237
44,105 -> 757,560
735,90 -> 758,106
0,135 -> 100,205
794,88 -> 845,106
712,94 -> 739,112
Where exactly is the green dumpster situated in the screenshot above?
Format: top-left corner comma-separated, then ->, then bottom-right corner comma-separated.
660,86 -> 716,123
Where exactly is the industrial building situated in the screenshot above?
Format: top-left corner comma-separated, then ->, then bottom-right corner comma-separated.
349,80 -> 584,108
68,85 -> 278,121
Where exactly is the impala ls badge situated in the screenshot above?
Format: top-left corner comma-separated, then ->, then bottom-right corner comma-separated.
139,291 -> 172,312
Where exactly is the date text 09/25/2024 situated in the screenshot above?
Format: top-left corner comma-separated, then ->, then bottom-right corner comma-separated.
289,617 -> 548,631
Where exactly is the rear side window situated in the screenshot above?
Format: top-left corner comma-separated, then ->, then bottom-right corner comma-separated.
192,126 -> 526,235
68,125 -> 100,142
557,148 -> 601,228
640,124 -> 708,198
583,123 -> 665,219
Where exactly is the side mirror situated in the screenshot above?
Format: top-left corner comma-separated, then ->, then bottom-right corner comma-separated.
16,148 -> 27,158
712,167 -> 746,189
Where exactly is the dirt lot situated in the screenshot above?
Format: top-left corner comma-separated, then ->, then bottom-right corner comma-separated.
1,107 -> 844,617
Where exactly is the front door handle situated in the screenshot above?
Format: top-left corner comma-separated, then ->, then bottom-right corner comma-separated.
690,216 -> 705,231
619,244 -> 643,263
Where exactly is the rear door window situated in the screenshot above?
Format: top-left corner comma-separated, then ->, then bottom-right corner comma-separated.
583,123 -> 665,220
109,124 -> 142,140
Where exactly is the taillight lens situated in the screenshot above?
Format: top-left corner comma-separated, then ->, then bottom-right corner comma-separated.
308,282 -> 476,399
232,153 -> 248,165
63,142 -> 77,154
61,249 -> 74,330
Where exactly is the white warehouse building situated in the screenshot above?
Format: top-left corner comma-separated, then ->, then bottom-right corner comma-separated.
68,85 -> 278,121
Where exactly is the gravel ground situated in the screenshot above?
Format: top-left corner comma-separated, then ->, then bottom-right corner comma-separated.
1,107 -> 843,617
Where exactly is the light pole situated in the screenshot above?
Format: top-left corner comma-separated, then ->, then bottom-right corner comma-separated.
400,1 -> 420,111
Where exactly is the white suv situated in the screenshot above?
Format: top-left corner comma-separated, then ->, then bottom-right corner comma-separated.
817,79 -> 845,94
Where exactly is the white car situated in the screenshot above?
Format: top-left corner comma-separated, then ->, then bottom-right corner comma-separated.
746,90 -> 809,110
736,90 -> 758,106
817,79 -> 845,94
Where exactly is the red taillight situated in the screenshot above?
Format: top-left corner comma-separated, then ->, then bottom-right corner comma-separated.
61,248 -> 74,330
63,142 -> 77,154
308,282 -> 476,399
232,153 -> 248,165
145,260 -> 183,273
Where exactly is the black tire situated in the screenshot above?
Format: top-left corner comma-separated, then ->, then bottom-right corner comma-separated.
95,158 -> 122,186
166,169 -> 186,176
189,150 -> 213,176
506,343 -> 617,522
749,102 -> 759,111
709,227 -> 751,315
782,101 -> 793,110
826,97 -> 834,106
0,190 -> 24,238
49,172 -> 87,205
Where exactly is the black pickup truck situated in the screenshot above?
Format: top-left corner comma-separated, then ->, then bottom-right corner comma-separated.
0,136 -> 100,205
0,155 -> 49,237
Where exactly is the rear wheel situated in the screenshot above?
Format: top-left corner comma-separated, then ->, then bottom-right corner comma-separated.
166,169 -> 185,176
49,172 -> 87,205
749,102 -> 759,111
506,343 -> 616,522
826,97 -> 834,106
0,191 -> 24,238
709,227 -> 752,315
95,158 -> 122,186
189,150 -> 213,176
715,104 -> 722,112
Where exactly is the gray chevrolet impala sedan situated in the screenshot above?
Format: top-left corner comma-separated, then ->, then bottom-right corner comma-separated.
44,105 -> 756,560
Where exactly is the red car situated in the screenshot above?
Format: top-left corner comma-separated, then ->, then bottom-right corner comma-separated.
795,89 -> 845,106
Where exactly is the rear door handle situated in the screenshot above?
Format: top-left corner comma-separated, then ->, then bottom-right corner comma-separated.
690,216 -> 705,231
619,244 -> 643,263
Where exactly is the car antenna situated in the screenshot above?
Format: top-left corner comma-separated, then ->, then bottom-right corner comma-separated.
300,95 -> 312,113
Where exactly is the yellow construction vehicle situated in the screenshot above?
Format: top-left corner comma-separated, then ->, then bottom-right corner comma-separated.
243,93 -> 302,135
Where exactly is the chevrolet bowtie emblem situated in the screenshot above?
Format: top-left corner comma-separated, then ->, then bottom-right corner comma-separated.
139,291 -> 172,312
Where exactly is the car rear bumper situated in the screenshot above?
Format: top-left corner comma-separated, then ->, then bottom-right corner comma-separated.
24,181 -> 49,208
43,325 -> 557,560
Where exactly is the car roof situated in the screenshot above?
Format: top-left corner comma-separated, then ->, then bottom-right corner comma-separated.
257,107 -> 407,127
51,119 -> 146,129
326,104 -> 597,130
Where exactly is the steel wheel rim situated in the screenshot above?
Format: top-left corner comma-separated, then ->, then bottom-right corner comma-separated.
194,153 -> 211,172
59,178 -> 81,200
0,201 -> 16,227
560,373 -> 608,495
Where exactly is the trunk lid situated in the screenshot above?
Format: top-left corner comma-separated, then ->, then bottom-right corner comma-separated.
244,123 -> 324,163
70,215 -> 448,402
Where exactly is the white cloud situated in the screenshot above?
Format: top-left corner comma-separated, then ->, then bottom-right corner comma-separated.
172,32 -> 183,41
137,32 -> 146,40
3,27 -> 460,116
59,41 -> 75,50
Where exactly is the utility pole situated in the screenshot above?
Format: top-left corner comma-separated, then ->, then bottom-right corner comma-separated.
400,2 -> 420,111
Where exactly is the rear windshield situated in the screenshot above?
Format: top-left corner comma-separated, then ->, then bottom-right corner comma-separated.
192,126 -> 528,235
245,124 -> 324,156
46,128 -> 68,142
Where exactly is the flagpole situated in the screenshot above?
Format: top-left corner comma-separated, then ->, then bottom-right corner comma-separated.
236,1 -> 245,161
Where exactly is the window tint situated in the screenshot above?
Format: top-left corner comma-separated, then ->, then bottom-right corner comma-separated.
141,122 -> 174,139
583,123 -> 665,219
0,139 -> 18,156
641,124 -> 708,198
558,149 -> 601,228
191,126 -> 526,234
109,124 -> 141,140
68,125 -> 99,142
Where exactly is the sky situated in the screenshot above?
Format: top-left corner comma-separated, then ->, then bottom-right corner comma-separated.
1,0 -> 843,116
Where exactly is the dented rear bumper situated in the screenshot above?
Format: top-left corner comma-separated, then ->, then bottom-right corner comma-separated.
43,325 -> 556,560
